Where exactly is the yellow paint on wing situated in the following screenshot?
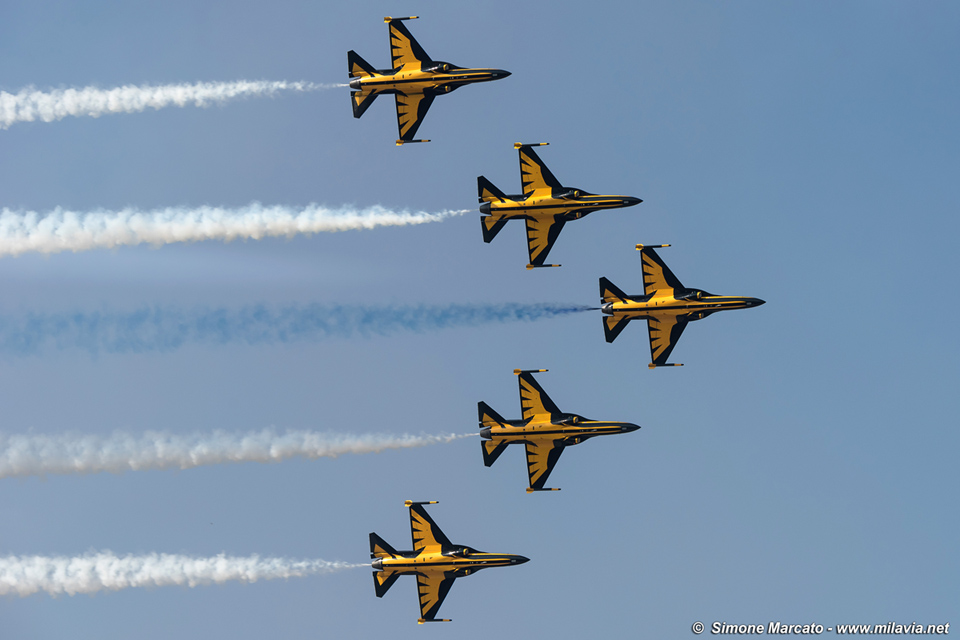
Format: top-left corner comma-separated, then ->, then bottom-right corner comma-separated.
416,571 -> 447,617
641,252 -> 673,294
396,93 -> 425,137
519,377 -> 551,421
524,217 -> 555,263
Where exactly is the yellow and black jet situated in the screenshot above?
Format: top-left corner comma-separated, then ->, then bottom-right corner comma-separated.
478,142 -> 642,269
600,244 -> 765,368
478,369 -> 640,492
348,17 -> 510,145
370,500 -> 528,624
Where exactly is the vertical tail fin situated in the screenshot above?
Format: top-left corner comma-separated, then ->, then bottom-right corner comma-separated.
348,50 -> 377,78
369,532 -> 399,558
478,176 -> 507,203
478,401 -> 507,428
599,277 -> 629,303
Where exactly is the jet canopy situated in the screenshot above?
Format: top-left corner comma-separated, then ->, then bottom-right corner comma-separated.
442,546 -> 476,558
425,61 -> 458,73
677,288 -> 713,301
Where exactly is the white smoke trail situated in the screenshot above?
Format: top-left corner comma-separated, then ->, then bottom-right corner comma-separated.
0,552 -> 363,597
0,203 -> 469,257
0,429 -> 473,479
0,80 -> 340,129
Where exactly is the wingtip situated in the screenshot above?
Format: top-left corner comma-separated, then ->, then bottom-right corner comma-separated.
514,142 -> 548,149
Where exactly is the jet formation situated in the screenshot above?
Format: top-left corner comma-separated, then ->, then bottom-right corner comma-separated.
347,15 -> 765,627
600,245 -> 765,368
479,143 -> 642,268
348,17 -> 510,145
370,501 -> 528,624
479,369 -> 640,492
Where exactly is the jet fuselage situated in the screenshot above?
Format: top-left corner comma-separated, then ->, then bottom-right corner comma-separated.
372,548 -> 528,576
480,190 -> 641,223
601,289 -> 765,322
480,414 -> 639,446
349,63 -> 509,95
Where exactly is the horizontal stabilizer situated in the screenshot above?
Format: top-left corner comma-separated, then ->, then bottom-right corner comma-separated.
649,363 -> 684,369
603,314 -> 632,343
373,569 -> 401,597
481,438 -> 510,467
526,263 -> 560,269
480,215 -> 508,243
347,50 -> 377,78
513,369 -> 547,375
396,139 -> 430,146
478,176 -> 507,203
600,277 -> 629,303
351,90 -> 378,119
404,500 -> 438,507
526,487 -> 561,493
370,532 -> 399,558
514,142 -> 548,149
418,619 -> 452,624
385,15 -> 418,22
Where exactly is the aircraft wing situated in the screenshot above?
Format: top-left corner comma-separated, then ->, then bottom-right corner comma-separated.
647,314 -> 689,366
518,371 -> 562,421
524,216 -> 566,266
639,246 -> 684,295
409,503 -> 453,553
388,19 -> 432,68
395,92 -> 436,142
525,440 -> 565,490
416,571 -> 456,621
519,145 -> 563,193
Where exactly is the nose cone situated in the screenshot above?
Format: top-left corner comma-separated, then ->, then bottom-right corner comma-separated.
621,196 -> 642,208
748,298 -> 765,308
492,69 -> 511,80
511,555 -> 530,565
620,423 -> 641,433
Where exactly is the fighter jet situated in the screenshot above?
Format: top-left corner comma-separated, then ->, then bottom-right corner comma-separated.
370,500 -> 529,624
478,369 -> 640,492
348,17 -> 510,145
478,142 -> 642,269
600,244 -> 765,368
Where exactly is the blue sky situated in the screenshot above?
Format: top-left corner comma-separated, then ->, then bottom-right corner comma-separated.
1,1 -> 958,638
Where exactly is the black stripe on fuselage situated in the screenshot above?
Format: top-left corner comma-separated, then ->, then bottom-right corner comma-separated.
489,201 -> 624,213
